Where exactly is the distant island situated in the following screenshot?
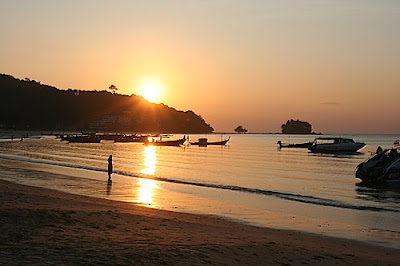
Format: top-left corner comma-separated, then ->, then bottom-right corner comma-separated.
281,119 -> 316,134
234,125 -> 248,134
0,74 -> 214,133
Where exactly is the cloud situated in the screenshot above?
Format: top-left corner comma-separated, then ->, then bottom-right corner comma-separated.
321,102 -> 341,106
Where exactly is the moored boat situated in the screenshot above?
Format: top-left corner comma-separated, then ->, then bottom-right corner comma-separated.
113,135 -> 150,143
59,133 -> 161,143
355,147 -> 400,185
144,136 -> 187,146
308,137 -> 365,153
61,134 -> 101,143
277,140 -> 312,148
190,137 -> 231,146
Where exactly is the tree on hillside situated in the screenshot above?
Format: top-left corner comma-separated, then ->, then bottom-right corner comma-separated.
108,85 -> 118,93
235,125 -> 248,134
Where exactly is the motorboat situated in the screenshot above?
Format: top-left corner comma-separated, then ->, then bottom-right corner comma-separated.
308,137 -> 365,153
355,147 -> 400,184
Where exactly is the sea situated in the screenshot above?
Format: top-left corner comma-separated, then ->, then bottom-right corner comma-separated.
0,133 -> 399,249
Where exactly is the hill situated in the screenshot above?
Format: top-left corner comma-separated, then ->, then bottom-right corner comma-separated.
0,74 -> 214,133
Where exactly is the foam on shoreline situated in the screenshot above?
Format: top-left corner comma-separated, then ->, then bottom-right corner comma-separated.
0,157 -> 400,251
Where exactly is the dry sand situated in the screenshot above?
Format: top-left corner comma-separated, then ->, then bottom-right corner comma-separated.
0,179 -> 398,265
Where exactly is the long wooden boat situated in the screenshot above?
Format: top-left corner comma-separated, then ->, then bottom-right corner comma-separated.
144,136 -> 187,146
277,140 -> 312,148
61,134 -> 101,143
60,133 -> 160,143
113,135 -> 149,143
190,137 -> 231,146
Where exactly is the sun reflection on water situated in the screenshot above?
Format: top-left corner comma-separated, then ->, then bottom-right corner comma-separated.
138,146 -> 158,205
141,146 -> 156,175
138,179 -> 158,205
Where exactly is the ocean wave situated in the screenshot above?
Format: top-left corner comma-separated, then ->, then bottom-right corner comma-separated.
0,153 -> 398,213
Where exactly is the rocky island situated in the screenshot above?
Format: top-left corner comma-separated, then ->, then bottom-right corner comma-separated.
281,119 -> 315,134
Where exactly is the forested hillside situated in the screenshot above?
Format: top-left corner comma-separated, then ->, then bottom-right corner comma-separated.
0,74 -> 214,133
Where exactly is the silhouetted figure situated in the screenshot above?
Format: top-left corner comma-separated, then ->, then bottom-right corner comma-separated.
376,146 -> 383,154
108,155 -> 113,181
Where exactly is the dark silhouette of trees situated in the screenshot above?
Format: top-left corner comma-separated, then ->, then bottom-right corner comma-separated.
235,126 -> 248,133
108,85 -> 118,93
281,119 -> 312,134
0,74 -> 214,133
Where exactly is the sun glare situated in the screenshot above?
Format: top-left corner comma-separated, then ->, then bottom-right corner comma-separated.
139,80 -> 161,103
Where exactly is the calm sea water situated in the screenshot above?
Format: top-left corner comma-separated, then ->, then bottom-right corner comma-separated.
0,134 -> 400,248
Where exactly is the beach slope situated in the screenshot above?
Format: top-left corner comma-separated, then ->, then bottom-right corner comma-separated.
0,179 -> 398,265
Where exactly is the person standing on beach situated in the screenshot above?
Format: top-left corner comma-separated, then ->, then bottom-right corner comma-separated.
108,155 -> 113,181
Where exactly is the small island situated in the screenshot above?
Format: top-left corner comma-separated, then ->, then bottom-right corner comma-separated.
234,125 -> 248,134
281,119 -> 314,134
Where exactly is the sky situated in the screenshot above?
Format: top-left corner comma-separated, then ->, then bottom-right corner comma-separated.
1,0 -> 399,133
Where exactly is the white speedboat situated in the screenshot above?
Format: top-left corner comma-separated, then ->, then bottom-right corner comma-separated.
355,147 -> 400,185
308,137 -> 365,153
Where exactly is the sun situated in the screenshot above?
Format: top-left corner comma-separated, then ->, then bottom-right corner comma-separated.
138,80 -> 161,103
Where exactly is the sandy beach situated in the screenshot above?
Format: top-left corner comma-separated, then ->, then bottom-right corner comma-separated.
0,179 -> 399,265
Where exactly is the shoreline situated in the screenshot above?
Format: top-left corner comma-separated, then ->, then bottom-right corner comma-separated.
1,156 -> 400,250
1,179 -> 399,265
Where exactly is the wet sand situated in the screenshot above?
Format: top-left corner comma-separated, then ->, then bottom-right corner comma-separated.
0,179 -> 399,265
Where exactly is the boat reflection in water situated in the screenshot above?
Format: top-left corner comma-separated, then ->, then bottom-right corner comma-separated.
138,146 -> 158,205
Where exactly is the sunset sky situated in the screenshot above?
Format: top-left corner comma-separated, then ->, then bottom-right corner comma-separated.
1,1 -> 399,133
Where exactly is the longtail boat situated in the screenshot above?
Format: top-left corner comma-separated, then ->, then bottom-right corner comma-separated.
190,137 -> 231,146
277,140 -> 312,148
113,135 -> 150,143
61,134 -> 101,143
144,136 -> 187,146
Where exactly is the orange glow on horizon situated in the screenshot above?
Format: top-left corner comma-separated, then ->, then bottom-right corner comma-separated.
2,1 -> 400,133
138,79 -> 162,103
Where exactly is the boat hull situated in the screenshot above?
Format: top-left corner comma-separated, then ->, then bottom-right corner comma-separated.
144,137 -> 186,146
61,135 -> 102,143
355,149 -> 400,185
309,143 -> 365,153
113,136 -> 148,143
190,138 -> 230,146
277,141 -> 312,148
